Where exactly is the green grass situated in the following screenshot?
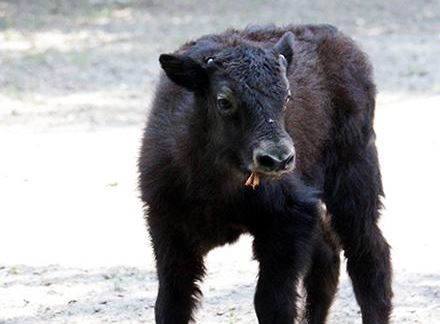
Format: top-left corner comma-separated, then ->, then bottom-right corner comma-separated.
432,83 -> 440,94
228,307 -> 238,324
2,85 -> 22,99
67,50 -> 91,69
26,51 -> 49,65
0,17 -> 14,30
24,49 -> 91,69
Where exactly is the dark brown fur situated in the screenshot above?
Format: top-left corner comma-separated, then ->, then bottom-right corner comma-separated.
139,24 -> 392,324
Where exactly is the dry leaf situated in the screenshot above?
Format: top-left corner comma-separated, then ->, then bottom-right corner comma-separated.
245,171 -> 260,189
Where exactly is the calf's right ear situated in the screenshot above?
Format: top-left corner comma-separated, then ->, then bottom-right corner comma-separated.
273,31 -> 296,68
159,54 -> 208,92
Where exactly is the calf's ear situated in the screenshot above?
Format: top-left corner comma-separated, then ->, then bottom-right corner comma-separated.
273,31 -> 296,68
159,54 -> 208,92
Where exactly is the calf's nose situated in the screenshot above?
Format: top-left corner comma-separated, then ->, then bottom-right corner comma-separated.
253,147 -> 296,173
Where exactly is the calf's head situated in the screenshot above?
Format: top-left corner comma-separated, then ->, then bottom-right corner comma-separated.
159,32 -> 296,178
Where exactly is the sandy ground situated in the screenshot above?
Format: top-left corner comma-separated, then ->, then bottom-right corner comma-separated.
1,0 -> 440,323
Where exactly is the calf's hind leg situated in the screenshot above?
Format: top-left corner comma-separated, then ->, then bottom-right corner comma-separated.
303,219 -> 341,324
324,151 -> 392,324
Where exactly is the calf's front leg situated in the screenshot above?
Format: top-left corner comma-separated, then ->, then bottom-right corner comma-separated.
149,220 -> 205,324
252,198 -> 319,324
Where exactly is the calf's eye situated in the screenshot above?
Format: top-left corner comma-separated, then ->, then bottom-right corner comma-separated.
217,97 -> 234,113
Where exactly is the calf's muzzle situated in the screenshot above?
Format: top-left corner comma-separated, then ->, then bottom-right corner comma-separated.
252,139 -> 296,174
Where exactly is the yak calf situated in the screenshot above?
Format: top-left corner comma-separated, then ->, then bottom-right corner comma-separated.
138,24 -> 392,324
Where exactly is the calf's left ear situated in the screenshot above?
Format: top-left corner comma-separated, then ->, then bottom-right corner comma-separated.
159,54 -> 208,92
273,31 -> 296,68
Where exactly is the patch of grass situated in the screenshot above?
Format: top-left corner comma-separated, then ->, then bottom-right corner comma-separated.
9,266 -> 18,275
1,28 -> 20,41
26,51 -> 49,65
86,6 -> 113,20
228,307 -> 238,324
2,85 -> 22,99
21,48 -> 92,70
431,83 -> 440,94
404,66 -> 429,77
67,50 -> 91,69
0,16 -> 14,30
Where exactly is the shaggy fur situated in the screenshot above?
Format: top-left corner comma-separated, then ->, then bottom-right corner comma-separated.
138,24 -> 392,324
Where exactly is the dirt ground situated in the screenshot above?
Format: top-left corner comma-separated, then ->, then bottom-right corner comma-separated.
0,0 -> 439,323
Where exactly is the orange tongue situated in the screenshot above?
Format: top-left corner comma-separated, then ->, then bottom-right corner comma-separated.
245,171 -> 260,190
